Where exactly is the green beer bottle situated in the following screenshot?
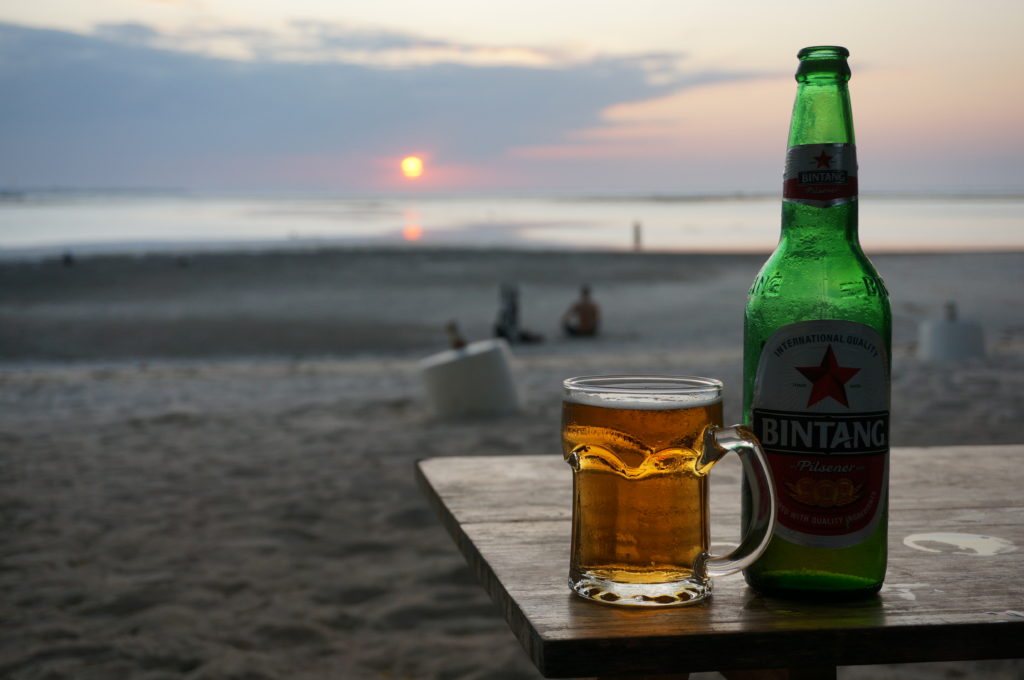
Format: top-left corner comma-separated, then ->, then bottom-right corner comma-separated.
742,46 -> 892,597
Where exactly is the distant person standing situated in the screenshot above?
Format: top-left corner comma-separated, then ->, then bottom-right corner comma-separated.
562,285 -> 600,337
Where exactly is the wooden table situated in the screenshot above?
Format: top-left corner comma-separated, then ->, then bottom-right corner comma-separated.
416,446 -> 1024,679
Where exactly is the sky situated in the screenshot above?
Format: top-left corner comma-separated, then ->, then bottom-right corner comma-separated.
1,0 -> 1023,195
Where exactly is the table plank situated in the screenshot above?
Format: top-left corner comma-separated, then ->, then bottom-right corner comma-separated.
416,446 -> 1024,678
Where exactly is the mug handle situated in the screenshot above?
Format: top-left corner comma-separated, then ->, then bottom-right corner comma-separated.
694,425 -> 777,579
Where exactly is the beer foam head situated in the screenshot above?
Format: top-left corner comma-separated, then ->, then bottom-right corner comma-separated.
563,375 -> 722,410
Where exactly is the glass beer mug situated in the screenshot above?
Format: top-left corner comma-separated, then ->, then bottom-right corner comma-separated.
562,375 -> 776,606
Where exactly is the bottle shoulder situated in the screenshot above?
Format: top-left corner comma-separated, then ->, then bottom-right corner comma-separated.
750,242 -> 887,295
746,247 -> 891,332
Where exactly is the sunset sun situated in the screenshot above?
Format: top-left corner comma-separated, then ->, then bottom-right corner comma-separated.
400,155 -> 424,179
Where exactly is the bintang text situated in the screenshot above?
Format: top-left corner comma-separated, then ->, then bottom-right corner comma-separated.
753,411 -> 889,454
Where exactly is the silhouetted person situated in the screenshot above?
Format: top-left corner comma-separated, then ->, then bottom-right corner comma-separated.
562,285 -> 600,337
494,283 -> 543,344
494,283 -> 519,341
61,252 -> 75,267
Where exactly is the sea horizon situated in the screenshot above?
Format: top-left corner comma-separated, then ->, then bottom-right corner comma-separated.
2,189 -> 1023,259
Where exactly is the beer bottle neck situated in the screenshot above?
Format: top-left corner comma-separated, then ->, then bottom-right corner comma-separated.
781,46 -> 858,247
788,46 -> 854,146
780,200 -> 859,247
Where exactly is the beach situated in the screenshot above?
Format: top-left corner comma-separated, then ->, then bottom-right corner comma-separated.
2,247 -> 1023,679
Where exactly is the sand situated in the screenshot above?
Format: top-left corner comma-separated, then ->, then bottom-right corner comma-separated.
1,247 -> 1023,679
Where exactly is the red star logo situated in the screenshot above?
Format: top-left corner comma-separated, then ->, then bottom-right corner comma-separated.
814,151 -> 833,168
796,345 -> 860,407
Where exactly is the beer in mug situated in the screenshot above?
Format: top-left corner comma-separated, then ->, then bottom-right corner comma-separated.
563,376 -> 775,606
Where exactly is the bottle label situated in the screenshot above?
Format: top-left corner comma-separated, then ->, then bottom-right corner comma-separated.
783,143 -> 858,207
752,320 -> 889,549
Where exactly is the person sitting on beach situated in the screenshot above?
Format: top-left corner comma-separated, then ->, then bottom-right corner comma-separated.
494,283 -> 544,344
562,285 -> 600,337
445,320 -> 467,350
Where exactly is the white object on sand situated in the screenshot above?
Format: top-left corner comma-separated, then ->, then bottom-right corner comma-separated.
419,338 -> 521,418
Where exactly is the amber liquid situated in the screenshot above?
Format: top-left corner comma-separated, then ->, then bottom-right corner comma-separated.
563,398 -> 723,585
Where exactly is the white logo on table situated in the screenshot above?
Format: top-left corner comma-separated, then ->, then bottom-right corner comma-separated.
903,532 -> 1017,556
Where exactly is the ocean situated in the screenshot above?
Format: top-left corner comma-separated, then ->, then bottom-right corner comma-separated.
1,192 -> 1022,258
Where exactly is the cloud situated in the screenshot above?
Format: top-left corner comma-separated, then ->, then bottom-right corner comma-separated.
93,22 -> 163,45
89,19 -> 569,68
0,22 -> 757,191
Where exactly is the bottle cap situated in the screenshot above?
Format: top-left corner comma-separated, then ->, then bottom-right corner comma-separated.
796,46 -> 850,81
